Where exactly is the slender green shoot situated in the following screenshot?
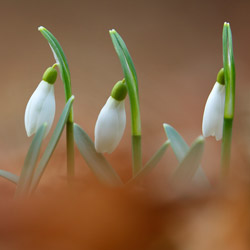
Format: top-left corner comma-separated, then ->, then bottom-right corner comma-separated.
221,22 -> 235,178
39,26 -> 75,182
109,29 -> 142,176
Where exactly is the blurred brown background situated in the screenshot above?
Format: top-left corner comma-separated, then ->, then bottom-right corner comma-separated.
0,0 -> 250,186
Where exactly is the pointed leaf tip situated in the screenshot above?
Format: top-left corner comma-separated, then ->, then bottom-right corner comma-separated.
38,26 -> 45,31
163,123 -> 189,161
109,29 -> 116,34
163,124 -> 172,137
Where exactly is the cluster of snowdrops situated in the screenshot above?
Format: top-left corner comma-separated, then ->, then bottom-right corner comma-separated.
0,22 -> 235,196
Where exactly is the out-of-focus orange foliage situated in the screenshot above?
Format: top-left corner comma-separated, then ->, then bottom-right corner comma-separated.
0,174 -> 249,250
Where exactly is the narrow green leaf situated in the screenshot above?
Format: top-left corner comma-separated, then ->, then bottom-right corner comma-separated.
39,26 -> 72,100
144,141 -> 170,171
163,123 -> 209,185
74,123 -> 122,186
39,26 -> 75,183
30,96 -> 75,193
16,124 -> 47,196
109,29 -> 141,136
163,123 -> 189,161
223,22 -> 235,120
109,29 -> 142,176
221,23 -> 235,177
129,140 -> 170,183
172,136 -> 205,184
0,170 -> 19,184
112,31 -> 138,92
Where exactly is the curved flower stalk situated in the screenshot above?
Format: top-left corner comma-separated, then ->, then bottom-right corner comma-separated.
202,68 -> 225,141
221,22 -> 235,177
95,80 -> 127,153
39,26 -> 75,181
25,66 -> 57,137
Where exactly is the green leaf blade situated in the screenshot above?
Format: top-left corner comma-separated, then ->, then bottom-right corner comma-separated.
39,26 -> 72,100
109,30 -> 141,136
164,124 -> 209,186
0,170 -> 19,184
223,22 -> 235,119
16,124 -> 47,196
221,22 -> 235,177
109,29 -> 142,176
172,136 -> 205,184
74,123 -> 122,186
110,30 -> 138,89
30,96 -> 75,193
130,140 -> 170,182
163,123 -> 189,161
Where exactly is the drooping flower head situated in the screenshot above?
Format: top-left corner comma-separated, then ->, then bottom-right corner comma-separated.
202,68 -> 225,141
95,80 -> 127,153
25,66 -> 57,137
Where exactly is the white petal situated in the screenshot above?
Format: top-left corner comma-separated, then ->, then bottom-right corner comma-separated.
25,80 -> 55,137
94,96 -> 126,153
202,82 -> 225,140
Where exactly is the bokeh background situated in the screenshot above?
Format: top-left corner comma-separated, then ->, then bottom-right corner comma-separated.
0,0 -> 250,189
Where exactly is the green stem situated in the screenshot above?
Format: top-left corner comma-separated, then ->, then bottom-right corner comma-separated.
67,115 -> 75,181
129,82 -> 142,177
66,89 -> 74,183
132,135 -> 142,176
39,27 -> 75,182
221,118 -> 233,178
220,22 -> 235,178
109,30 -> 142,176
129,84 -> 142,177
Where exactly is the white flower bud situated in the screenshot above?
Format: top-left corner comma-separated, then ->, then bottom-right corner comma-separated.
202,81 -> 225,141
24,80 -> 55,137
94,96 -> 126,153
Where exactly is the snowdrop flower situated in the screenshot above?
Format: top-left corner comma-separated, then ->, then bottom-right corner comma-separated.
202,68 -> 225,141
25,66 -> 57,137
95,80 -> 127,153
